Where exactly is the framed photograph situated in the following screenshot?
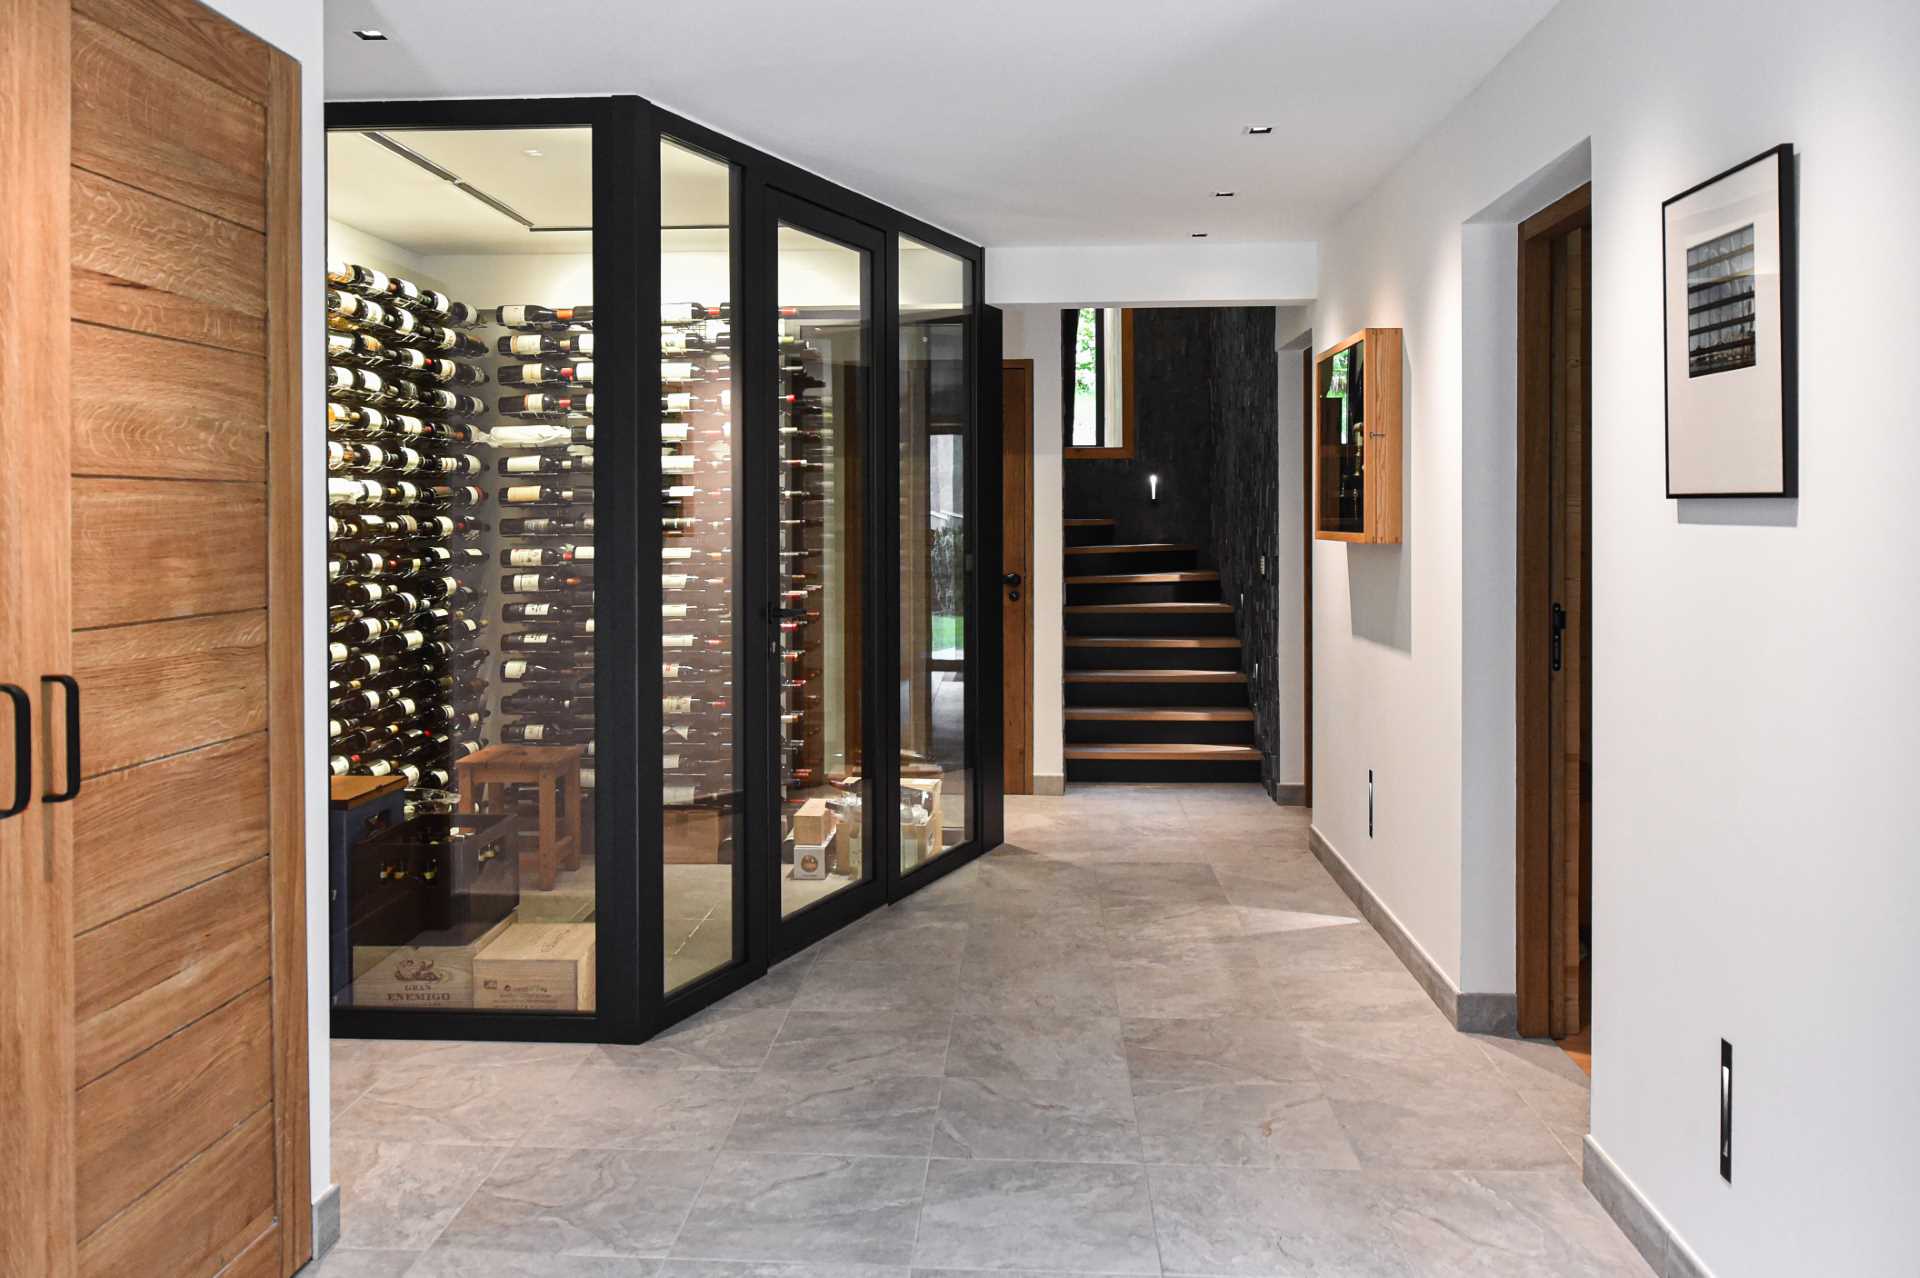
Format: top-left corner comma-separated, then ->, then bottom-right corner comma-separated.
1662,143 -> 1797,497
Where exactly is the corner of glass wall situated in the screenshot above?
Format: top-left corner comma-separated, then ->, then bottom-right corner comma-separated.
324,120 -> 600,1021
660,136 -> 743,993
897,236 -> 974,872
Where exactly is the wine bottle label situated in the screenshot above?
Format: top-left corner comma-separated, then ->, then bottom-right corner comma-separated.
510,573 -> 543,592
662,574 -> 690,589
505,486 -> 544,503
661,361 -> 696,382
508,549 -> 545,567
395,481 -> 419,501
664,392 -> 693,411
401,630 -> 424,650
665,784 -> 695,804
400,764 -> 421,787
518,633 -> 552,644
663,663 -> 683,677
397,697 -> 417,715
663,547 -> 693,560
664,754 -> 680,770
574,546 -> 595,562
391,309 -> 417,335
329,641 -> 348,661
663,696 -> 693,714
583,618 -> 595,634
504,660 -> 529,679
504,456 -> 544,474
500,306 -> 531,326
427,546 -> 450,562
576,362 -> 594,383
367,269 -> 391,293
661,455 -> 696,474
520,603 -> 554,617
365,444 -> 389,467
663,634 -> 693,649
665,485 -> 697,498
661,424 -> 691,443
522,724 -> 546,740
364,654 -> 382,673
662,605 -> 689,619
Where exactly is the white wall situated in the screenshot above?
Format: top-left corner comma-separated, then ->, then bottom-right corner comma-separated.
999,305 -> 1066,789
1310,1 -> 1920,1273
197,0 -> 330,1218
989,241 -> 1317,308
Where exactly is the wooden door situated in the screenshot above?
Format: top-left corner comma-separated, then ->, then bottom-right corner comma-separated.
1517,184 -> 1592,1041
1001,360 -> 1034,795
4,0 -> 311,1274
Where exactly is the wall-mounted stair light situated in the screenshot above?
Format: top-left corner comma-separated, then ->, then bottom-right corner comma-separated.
1149,474 -> 1160,503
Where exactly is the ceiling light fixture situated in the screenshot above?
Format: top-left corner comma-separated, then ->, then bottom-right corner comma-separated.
523,149 -> 544,157
1191,232 -> 1209,238
1243,125 -> 1273,135
1213,191 -> 1236,198
352,28 -> 388,40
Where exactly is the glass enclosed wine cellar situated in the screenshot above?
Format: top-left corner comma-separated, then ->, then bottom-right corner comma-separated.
323,97 -> 998,1043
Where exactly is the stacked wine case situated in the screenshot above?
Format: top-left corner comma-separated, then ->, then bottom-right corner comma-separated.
660,304 -> 736,860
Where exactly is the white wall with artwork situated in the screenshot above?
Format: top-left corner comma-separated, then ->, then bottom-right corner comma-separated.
1308,0 -> 1920,1273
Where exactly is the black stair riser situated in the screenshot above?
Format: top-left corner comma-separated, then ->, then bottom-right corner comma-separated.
1063,523 -> 1118,548
1065,580 -> 1221,606
1066,758 -> 1264,784
1065,718 -> 1256,746
1064,611 -> 1237,638
1064,549 -> 1198,575
1064,680 -> 1246,708
1065,645 -> 1241,672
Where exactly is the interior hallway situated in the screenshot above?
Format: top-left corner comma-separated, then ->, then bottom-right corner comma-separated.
319,785 -> 1646,1276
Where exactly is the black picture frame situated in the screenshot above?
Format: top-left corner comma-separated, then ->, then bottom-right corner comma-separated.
1661,143 -> 1798,499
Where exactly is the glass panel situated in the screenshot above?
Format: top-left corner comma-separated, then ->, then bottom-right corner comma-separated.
1070,307 -> 1099,446
1317,339 -> 1366,535
325,125 -> 598,1014
776,224 -> 870,917
661,139 -> 742,992
898,237 -> 973,869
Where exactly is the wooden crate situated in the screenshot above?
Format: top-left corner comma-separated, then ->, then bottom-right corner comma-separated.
473,923 -> 597,1012
350,912 -> 515,1010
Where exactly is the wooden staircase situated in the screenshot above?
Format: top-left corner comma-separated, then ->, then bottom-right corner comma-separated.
1062,518 -> 1262,782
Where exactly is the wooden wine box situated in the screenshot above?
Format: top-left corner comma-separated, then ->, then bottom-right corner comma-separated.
350,912 -> 516,1010
900,775 -> 943,872
473,923 -> 597,1012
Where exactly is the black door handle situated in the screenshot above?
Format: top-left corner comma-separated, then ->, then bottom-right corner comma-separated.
0,684 -> 29,820
41,675 -> 79,804
1002,572 -> 1022,587
1550,603 -> 1567,674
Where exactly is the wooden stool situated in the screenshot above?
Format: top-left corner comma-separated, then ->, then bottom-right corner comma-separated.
455,744 -> 584,891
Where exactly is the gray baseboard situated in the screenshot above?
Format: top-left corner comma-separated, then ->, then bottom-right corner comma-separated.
1583,1136 -> 1713,1278
1306,825 -> 1516,1035
1033,773 -> 1066,796
1271,783 -> 1307,806
312,1183 -> 341,1264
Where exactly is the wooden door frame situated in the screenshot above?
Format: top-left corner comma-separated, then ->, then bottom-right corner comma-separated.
1515,182 -> 1592,1040
1001,358 -> 1035,795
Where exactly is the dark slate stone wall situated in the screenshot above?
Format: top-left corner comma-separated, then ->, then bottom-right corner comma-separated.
1062,308 -> 1219,559
1207,308 -> 1282,799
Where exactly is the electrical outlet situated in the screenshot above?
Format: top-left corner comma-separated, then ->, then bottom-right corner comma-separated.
1368,769 -> 1375,837
1720,1040 -> 1733,1182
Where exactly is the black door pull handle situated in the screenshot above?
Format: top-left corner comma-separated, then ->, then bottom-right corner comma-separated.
1550,603 -> 1567,674
41,675 -> 79,804
1002,572 -> 1022,588
0,684 -> 29,820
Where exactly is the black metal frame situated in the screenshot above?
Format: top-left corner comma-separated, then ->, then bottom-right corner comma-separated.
324,94 -> 998,1045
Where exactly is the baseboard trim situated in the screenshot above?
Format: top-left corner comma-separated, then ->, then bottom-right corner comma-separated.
313,1182 -> 341,1262
1033,773 -> 1066,796
1583,1136 -> 1713,1278
1306,824 -> 1516,1034
1271,783 -> 1307,806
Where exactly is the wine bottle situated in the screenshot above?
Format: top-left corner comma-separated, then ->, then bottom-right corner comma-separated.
500,484 -> 591,506
501,514 -> 593,536
485,422 -> 592,449
497,452 -> 593,476
501,571 -> 590,594
500,543 -> 592,567
498,331 -> 594,358
498,360 -> 591,386
499,391 -> 593,416
492,304 -> 594,327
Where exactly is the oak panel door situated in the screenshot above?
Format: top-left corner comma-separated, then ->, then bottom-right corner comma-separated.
65,0 -> 308,1274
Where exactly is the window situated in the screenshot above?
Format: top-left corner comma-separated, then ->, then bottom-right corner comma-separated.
1063,306 -> 1133,457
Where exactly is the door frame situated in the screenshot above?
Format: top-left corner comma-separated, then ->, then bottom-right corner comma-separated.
1515,182 -> 1593,1039
1300,345 -> 1314,807
1001,357 -> 1035,796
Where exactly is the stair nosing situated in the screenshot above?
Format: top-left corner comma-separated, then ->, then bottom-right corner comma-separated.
1063,542 -> 1198,555
1064,743 -> 1262,761
1065,706 -> 1256,721
1064,602 -> 1233,613
1065,570 -> 1219,585
1064,636 -> 1240,648
1063,668 -> 1248,682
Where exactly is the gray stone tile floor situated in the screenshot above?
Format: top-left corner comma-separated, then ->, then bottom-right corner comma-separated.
317,784 -> 1648,1277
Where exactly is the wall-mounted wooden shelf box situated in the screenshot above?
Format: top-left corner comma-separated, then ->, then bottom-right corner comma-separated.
1314,327 -> 1403,543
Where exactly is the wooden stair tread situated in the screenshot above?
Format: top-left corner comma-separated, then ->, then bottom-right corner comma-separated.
1063,542 -> 1197,555
1064,669 -> 1247,683
1065,636 -> 1240,648
1065,602 -> 1232,614
1066,743 -> 1262,761
1066,706 -> 1255,721
1063,517 -> 1116,527
1066,570 -> 1219,585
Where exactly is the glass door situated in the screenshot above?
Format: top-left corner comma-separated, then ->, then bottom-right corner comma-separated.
767,196 -> 885,945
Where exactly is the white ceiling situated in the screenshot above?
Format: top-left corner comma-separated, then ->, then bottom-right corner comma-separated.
329,127 -> 593,254
324,0 -> 1558,247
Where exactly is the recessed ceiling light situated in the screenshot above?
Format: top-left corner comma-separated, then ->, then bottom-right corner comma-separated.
523,148 -> 544,157
352,28 -> 388,40
1191,232 -> 1209,238
1213,191 -> 1236,198
1243,125 -> 1273,135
